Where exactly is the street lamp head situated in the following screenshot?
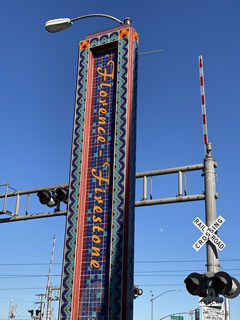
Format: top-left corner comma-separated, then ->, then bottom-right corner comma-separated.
45,18 -> 72,33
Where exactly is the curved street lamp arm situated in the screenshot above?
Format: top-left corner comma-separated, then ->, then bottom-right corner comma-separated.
45,14 -> 131,33
151,289 -> 181,302
70,14 -> 130,25
159,311 -> 189,320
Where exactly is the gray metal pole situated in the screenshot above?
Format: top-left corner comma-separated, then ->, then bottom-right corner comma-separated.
150,290 -> 180,320
151,299 -> 153,320
178,171 -> 183,196
184,172 -> 187,196
150,176 -> 153,200
204,143 -> 219,273
3,183 -> 9,211
46,285 -> 52,320
143,176 -> 147,200
225,298 -> 230,320
150,291 -> 154,320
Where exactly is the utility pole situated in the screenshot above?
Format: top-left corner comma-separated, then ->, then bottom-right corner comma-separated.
35,294 -> 45,320
46,285 -> 52,320
46,285 -> 60,320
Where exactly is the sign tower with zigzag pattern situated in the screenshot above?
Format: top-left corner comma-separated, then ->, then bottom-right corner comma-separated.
59,24 -> 139,320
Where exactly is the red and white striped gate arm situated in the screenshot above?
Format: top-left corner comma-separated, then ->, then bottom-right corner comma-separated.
42,234 -> 56,319
199,55 -> 209,157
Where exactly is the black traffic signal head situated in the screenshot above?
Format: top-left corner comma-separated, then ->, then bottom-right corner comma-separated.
212,271 -> 240,299
37,190 -> 56,207
133,285 -> 143,299
184,272 -> 208,297
28,310 -> 34,317
56,187 -> 69,204
36,310 -> 41,318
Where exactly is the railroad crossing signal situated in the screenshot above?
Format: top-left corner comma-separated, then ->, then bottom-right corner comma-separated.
192,216 -> 226,252
184,271 -> 240,299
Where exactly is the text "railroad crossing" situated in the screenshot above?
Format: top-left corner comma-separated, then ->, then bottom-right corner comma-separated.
192,216 -> 226,252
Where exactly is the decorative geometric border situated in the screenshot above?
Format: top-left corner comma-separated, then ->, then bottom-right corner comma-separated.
126,36 -> 139,319
109,28 -> 138,319
108,35 -> 129,318
59,48 -> 89,320
89,31 -> 119,48
59,26 -> 139,320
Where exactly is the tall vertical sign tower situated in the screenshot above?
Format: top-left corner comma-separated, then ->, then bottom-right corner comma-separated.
59,24 -> 138,320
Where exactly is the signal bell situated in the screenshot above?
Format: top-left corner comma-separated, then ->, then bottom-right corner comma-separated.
212,271 -> 240,299
36,310 -> 41,317
184,273 -> 208,297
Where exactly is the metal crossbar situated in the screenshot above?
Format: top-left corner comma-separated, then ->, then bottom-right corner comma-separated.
0,163 -> 206,223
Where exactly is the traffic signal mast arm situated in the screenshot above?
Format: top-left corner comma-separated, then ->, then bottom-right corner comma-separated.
0,163 -> 206,223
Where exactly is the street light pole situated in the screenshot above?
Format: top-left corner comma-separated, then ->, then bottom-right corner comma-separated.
150,289 -> 181,320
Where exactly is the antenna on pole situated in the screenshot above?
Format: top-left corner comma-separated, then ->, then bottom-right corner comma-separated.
41,234 -> 56,320
199,55 -> 209,157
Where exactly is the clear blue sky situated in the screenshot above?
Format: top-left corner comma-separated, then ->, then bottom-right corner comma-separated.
1,0 -> 240,319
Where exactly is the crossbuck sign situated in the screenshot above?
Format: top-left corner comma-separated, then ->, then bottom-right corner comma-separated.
193,216 -> 226,252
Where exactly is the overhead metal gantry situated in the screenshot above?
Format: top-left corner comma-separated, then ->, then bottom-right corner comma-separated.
0,162 -> 208,223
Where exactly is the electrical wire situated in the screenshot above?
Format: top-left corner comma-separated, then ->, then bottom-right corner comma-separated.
135,258 -> 240,263
0,268 -> 240,278
0,258 -> 239,266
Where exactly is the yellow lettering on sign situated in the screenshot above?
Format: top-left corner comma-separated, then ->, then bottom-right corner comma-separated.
92,235 -> 101,244
99,108 -> 107,114
97,136 -> 106,144
91,162 -> 110,186
91,247 -> 100,257
94,196 -> 103,204
99,117 -> 106,125
89,57 -> 115,270
92,215 -> 102,223
100,90 -> 108,98
90,260 -> 100,269
98,127 -> 106,135
100,99 -> 108,106
93,225 -> 104,233
93,205 -> 103,213
97,60 -> 115,81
